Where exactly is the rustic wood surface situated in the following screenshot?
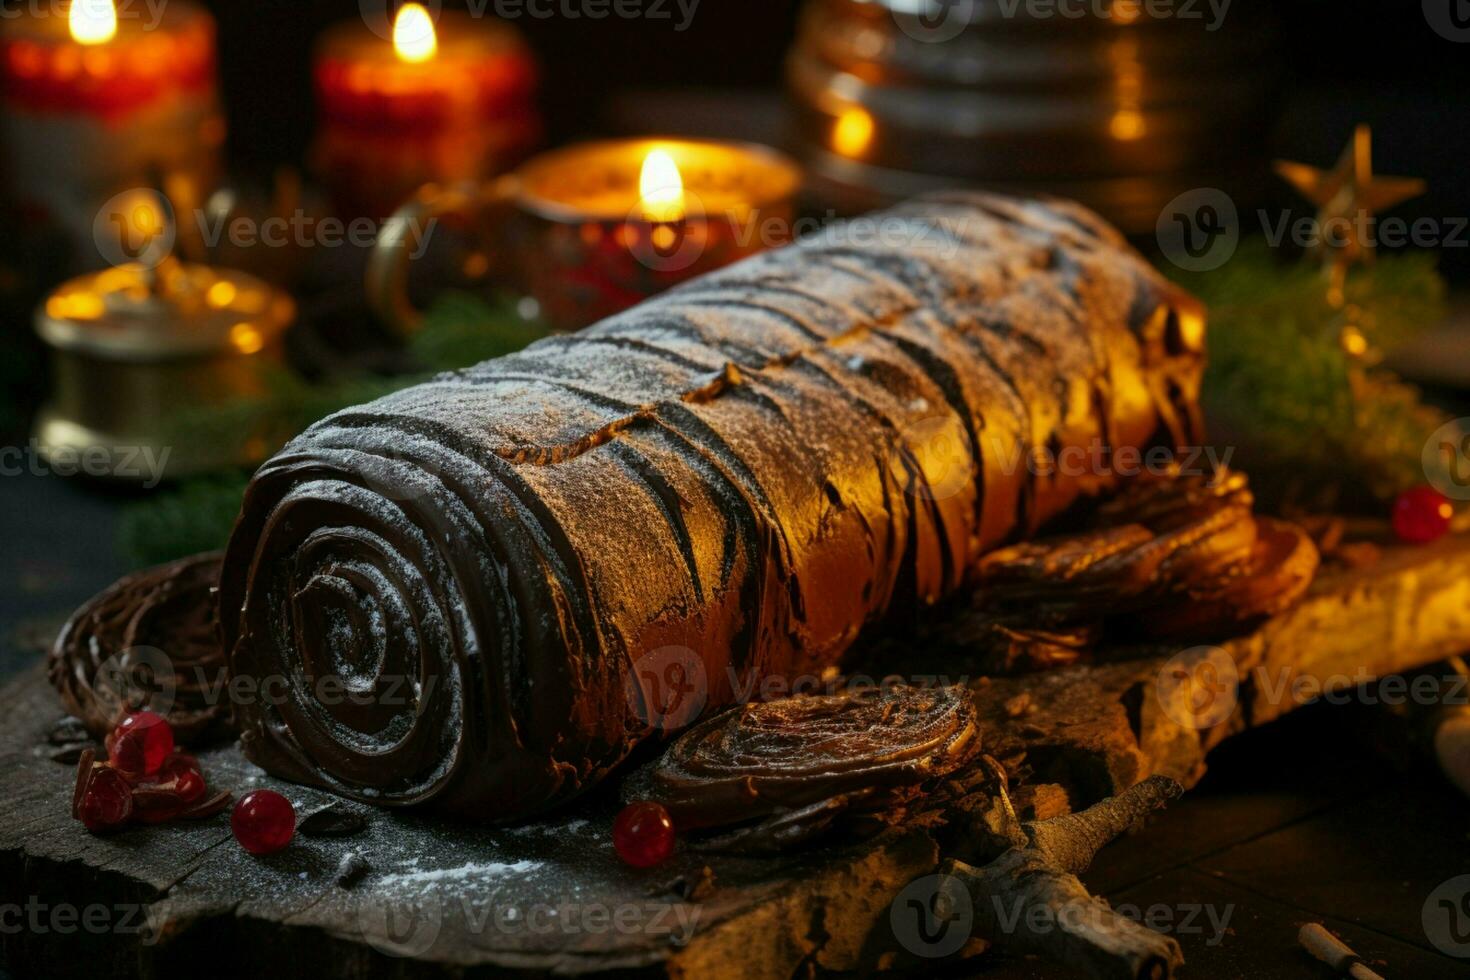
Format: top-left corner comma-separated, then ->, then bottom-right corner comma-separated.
3,532 -> 1470,979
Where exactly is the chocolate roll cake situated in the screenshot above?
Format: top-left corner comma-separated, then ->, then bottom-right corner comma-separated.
219,192 -> 1206,821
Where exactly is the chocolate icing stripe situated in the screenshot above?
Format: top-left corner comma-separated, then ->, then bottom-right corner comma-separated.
641,417 -> 751,586
605,440 -> 709,604
220,192 -> 1206,820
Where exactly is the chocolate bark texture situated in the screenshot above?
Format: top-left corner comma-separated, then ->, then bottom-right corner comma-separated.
218,192 -> 1206,821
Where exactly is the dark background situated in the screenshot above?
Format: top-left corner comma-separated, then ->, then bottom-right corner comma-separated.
199,0 -> 1470,275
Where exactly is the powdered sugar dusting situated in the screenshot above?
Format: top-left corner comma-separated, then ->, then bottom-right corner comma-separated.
380,860 -> 543,887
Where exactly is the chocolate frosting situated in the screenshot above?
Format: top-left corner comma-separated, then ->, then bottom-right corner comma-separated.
218,192 -> 1206,821
49,552 -> 231,743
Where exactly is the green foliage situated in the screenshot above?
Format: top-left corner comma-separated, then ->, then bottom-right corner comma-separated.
409,290 -> 548,371
118,293 -> 548,567
117,473 -> 253,567
1170,243 -> 1449,507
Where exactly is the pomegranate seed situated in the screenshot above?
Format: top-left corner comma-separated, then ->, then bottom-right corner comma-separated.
612,801 -> 675,868
79,767 -> 134,833
231,790 -> 296,855
1392,486 -> 1454,544
106,711 -> 174,777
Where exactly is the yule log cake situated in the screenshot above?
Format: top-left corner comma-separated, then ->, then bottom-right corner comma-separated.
217,192 -> 1206,821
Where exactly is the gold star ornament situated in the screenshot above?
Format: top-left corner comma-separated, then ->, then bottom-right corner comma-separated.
1274,125 -> 1426,292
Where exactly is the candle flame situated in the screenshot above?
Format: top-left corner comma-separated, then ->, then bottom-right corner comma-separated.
69,0 -> 117,45
393,4 -> 437,64
832,107 -> 874,159
639,149 -> 684,223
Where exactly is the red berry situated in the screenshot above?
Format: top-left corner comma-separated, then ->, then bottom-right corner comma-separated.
612,801 -> 675,868
172,765 -> 206,804
79,767 -> 134,833
106,711 -> 174,777
231,790 -> 295,855
1392,486 -> 1454,544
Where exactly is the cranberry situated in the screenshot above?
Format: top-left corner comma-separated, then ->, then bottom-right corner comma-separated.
172,765 -> 206,804
612,801 -> 675,868
1392,486 -> 1454,544
231,790 -> 296,855
106,711 -> 174,777
79,767 -> 134,833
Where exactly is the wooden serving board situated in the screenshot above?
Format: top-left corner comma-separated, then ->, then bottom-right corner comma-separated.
4,533 -> 1470,980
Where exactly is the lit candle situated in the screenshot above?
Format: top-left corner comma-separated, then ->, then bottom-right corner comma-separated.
312,5 -> 540,219
515,139 -> 802,327
371,138 -> 803,333
0,0 -> 223,263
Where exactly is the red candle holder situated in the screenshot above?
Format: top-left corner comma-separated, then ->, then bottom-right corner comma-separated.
368,138 -> 803,334
0,1 -> 223,262
312,9 -> 540,220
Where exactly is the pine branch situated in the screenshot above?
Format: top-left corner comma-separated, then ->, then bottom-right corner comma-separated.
1168,243 -> 1450,507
